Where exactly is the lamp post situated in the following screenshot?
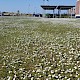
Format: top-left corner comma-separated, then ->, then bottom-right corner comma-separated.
43,0 -> 49,5
42,0 -> 49,17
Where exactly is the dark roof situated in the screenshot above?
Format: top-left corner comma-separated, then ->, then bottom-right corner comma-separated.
57,5 -> 75,10
41,5 -> 75,10
41,5 -> 57,10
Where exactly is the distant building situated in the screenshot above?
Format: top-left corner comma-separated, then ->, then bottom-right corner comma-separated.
2,12 -> 17,16
0,11 -> 2,16
2,12 -> 10,16
75,0 -> 80,17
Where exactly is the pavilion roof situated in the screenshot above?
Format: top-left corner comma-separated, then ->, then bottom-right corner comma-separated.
41,5 -> 75,10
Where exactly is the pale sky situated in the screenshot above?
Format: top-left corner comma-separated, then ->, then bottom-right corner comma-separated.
0,0 -> 76,13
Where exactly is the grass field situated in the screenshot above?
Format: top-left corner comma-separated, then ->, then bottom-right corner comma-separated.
0,17 -> 80,80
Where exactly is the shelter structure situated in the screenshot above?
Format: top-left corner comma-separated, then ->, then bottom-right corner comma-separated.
41,5 -> 57,18
41,5 -> 75,18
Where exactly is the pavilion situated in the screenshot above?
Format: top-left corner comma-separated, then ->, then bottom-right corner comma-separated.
41,5 -> 75,18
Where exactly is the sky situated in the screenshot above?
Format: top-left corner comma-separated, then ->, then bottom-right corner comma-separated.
0,0 -> 76,14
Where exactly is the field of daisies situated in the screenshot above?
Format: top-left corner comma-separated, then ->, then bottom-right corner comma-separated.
0,17 -> 80,80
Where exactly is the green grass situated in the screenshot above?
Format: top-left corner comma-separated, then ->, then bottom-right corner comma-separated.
0,17 -> 80,80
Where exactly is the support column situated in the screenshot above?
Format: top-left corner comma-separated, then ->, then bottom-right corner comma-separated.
43,9 -> 45,17
53,9 -> 55,18
67,9 -> 70,18
60,9 -> 61,18
58,9 -> 60,18
71,8 -> 73,18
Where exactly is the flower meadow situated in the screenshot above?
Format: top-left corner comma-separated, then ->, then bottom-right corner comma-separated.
0,17 -> 80,80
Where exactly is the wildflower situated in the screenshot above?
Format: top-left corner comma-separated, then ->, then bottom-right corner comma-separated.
8,76 -> 11,80
28,74 -> 31,78
46,78 -> 49,80
67,78 -> 70,80
51,70 -> 54,74
31,77 -> 34,80
74,66 -> 77,69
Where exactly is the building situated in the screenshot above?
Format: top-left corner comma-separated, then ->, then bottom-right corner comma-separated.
75,0 -> 80,17
2,12 -> 19,16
